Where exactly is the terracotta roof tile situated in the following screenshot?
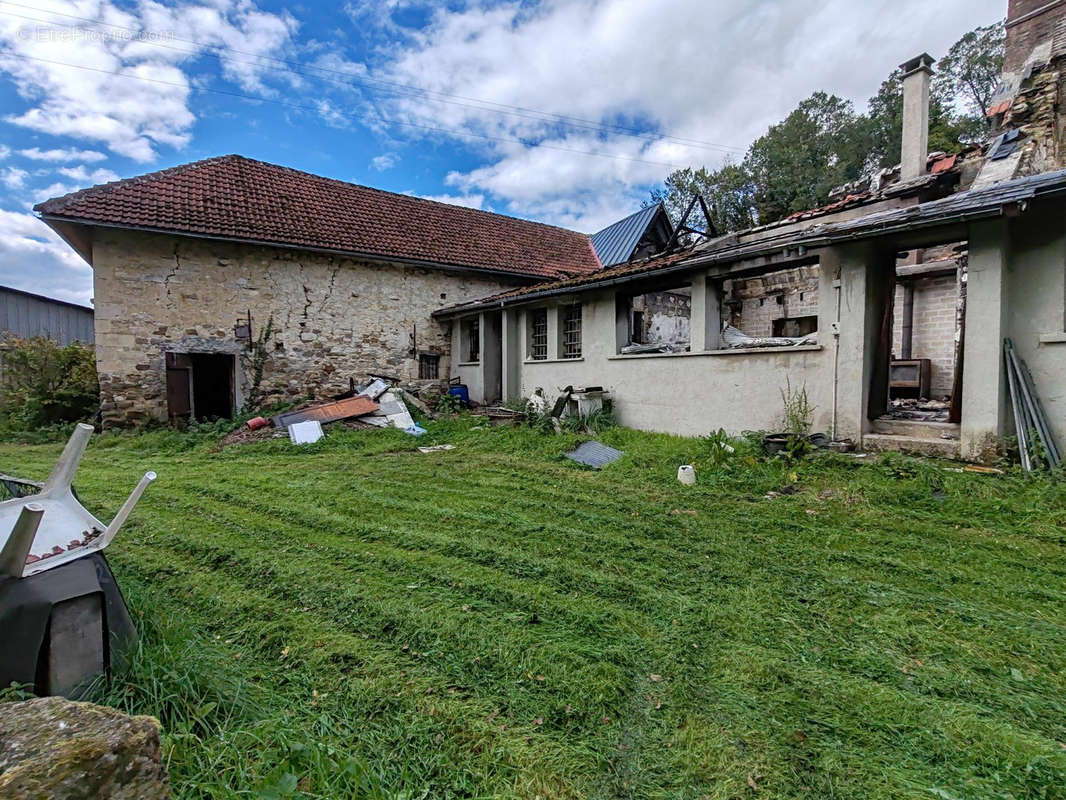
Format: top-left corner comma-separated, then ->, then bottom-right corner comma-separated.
35,155 -> 601,281
437,247 -> 696,314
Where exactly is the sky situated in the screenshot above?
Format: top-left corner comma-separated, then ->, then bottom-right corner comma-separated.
0,0 -> 1005,306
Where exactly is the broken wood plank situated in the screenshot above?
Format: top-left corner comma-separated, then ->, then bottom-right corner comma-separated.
271,395 -> 379,428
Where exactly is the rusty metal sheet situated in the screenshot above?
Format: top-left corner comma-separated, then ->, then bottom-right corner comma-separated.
272,396 -> 379,428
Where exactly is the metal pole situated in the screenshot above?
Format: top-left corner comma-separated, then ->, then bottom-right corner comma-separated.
1005,342 -> 1032,471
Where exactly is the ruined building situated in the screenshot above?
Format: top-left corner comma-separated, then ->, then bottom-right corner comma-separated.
35,0 -> 1066,461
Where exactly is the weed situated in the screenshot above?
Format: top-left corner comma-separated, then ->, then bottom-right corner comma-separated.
780,378 -> 814,436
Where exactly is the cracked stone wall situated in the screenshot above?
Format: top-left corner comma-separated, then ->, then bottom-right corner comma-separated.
92,230 -> 519,426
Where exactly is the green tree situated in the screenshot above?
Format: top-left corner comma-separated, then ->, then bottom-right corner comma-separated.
648,162 -> 756,236
743,92 -> 866,222
935,21 -> 1005,132
862,69 -> 966,171
0,336 -> 99,428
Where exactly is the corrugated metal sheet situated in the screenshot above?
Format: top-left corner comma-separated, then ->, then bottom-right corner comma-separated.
590,204 -> 665,267
565,440 -> 624,468
0,286 -> 94,345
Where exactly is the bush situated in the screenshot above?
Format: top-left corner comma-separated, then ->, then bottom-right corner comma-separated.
0,336 -> 99,428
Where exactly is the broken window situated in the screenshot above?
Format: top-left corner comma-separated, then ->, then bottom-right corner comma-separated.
722,264 -> 819,341
461,317 -> 480,363
560,303 -> 582,359
619,284 -> 691,354
529,308 -> 548,360
418,353 -> 440,380
772,315 -> 818,338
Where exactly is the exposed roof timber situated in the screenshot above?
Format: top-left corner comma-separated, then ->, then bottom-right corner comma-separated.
435,168 -> 1066,316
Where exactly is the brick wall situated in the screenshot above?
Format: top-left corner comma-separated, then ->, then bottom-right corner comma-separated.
91,229 -> 519,426
891,274 -> 960,399
726,265 -> 820,338
1006,0 -> 1065,73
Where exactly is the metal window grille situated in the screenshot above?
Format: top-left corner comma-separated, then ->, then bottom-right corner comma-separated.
561,304 -> 582,358
530,309 -> 548,360
418,353 -> 439,380
466,317 -> 480,362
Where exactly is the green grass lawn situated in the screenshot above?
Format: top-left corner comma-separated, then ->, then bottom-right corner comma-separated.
2,421 -> 1065,799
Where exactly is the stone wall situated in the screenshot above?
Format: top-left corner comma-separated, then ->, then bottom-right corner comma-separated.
92,230 -> 518,426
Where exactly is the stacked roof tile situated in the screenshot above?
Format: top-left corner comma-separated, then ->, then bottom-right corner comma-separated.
35,155 -> 602,281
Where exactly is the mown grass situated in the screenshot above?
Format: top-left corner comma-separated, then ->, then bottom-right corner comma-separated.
1,419 -> 1064,799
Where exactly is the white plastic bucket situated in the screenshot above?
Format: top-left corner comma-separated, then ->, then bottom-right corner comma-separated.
677,465 -> 696,485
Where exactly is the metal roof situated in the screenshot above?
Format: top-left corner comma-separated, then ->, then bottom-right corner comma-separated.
590,203 -> 668,267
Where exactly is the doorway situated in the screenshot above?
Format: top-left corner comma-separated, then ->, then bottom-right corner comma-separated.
166,352 -> 235,423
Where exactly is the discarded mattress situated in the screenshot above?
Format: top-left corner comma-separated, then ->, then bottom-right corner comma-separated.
565,441 -> 624,469
721,323 -> 818,349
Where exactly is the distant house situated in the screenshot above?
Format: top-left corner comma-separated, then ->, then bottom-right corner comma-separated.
0,285 -> 94,346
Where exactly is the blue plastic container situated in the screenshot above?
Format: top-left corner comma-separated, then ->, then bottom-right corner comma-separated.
448,385 -> 470,407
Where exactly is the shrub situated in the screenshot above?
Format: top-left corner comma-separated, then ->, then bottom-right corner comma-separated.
0,336 -> 99,428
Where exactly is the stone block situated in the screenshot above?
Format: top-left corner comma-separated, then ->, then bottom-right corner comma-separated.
0,697 -> 169,799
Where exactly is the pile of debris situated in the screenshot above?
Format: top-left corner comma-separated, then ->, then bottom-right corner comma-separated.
241,376 -> 432,445
884,398 -> 950,422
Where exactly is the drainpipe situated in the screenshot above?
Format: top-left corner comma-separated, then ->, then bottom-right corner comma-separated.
900,282 -> 915,359
899,53 -> 935,181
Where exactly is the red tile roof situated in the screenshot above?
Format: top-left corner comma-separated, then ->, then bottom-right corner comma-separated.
35,155 -> 601,281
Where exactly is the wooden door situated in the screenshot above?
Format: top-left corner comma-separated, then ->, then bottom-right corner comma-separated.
165,352 -> 193,422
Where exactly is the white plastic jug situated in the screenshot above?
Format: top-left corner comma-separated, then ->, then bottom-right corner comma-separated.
677,465 -> 696,485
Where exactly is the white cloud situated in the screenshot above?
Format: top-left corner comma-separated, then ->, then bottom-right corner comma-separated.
32,181 -> 78,202
1,167 -> 29,189
371,153 -> 397,171
375,0 -> 1005,230
0,208 -> 92,304
0,1 -> 298,161
19,147 -> 108,162
56,165 -> 121,185
0,145 -> 9,161
410,191 -> 485,210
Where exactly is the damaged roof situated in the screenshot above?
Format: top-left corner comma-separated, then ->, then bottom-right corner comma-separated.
34,155 -> 602,281
436,167 -> 1066,316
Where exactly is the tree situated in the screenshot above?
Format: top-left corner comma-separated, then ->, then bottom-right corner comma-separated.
863,69 -> 966,171
935,22 -> 1005,130
0,336 -> 99,428
743,92 -> 866,222
648,21 -> 1006,230
648,162 -> 756,236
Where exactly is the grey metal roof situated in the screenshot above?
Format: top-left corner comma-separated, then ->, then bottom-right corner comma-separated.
590,203 -> 667,267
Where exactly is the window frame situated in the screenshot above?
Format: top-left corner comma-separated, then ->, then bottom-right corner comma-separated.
461,316 -> 480,364
560,303 -> 582,359
418,352 -> 440,380
528,308 -> 548,360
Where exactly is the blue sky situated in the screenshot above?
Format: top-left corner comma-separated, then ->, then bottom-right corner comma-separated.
0,0 -> 1005,305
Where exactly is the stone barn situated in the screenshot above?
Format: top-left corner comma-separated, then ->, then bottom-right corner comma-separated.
35,155 -> 600,426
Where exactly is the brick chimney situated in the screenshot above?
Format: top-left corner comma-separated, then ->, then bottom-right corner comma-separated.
899,53 -> 935,181
1005,0 -> 1066,74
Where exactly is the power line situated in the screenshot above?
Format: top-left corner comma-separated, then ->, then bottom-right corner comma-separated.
0,0 -> 747,155
0,51 -> 691,170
